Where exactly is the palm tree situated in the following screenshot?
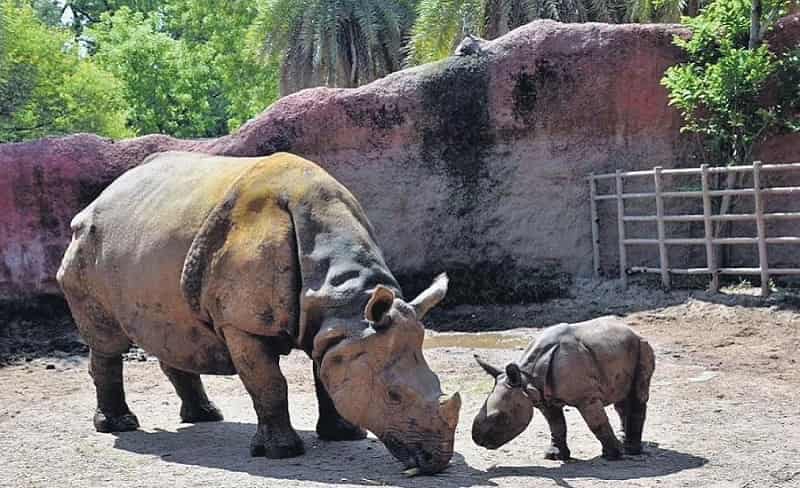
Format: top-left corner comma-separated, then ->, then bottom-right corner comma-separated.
252,0 -> 416,95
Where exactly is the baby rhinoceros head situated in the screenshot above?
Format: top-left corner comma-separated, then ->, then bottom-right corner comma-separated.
471,358 -> 541,449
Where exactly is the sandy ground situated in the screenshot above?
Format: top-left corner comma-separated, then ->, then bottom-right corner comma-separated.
1,280 -> 799,488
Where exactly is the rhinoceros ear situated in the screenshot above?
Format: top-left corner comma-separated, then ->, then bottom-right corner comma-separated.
365,285 -> 396,326
506,363 -> 523,387
410,273 -> 448,320
474,355 -> 502,378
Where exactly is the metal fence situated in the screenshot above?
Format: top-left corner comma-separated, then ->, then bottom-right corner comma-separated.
589,161 -> 800,296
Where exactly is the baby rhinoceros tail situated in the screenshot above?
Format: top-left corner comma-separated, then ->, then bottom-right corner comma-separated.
634,339 -> 655,403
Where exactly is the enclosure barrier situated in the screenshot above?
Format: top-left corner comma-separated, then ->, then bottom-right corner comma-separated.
589,161 -> 800,296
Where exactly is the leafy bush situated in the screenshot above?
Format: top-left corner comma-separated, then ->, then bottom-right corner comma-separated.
0,0 -> 131,143
661,0 -> 799,165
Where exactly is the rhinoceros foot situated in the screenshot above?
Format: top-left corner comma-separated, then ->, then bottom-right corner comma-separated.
601,444 -> 623,460
316,417 -> 367,441
543,444 -> 571,461
180,401 -> 224,423
250,426 -> 305,459
93,409 -> 139,433
623,439 -> 643,455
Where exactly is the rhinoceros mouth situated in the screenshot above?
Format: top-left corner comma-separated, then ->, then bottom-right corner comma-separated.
380,432 -> 451,475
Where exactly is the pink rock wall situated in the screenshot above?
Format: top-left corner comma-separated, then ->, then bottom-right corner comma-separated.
1,20 -> 797,303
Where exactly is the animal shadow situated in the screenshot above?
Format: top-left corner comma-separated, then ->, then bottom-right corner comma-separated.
485,442 -> 707,488
112,421 -> 492,488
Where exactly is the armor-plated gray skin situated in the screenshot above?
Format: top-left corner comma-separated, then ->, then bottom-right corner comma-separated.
57,152 -> 460,475
472,317 -> 655,461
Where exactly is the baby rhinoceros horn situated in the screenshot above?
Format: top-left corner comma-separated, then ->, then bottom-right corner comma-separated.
439,392 -> 461,429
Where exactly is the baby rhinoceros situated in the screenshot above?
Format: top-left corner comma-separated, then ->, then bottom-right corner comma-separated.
472,317 -> 655,461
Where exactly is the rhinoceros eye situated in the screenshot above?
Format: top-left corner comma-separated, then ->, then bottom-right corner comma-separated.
387,388 -> 403,405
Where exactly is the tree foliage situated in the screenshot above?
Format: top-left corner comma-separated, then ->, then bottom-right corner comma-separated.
0,0 -> 130,143
6,0 -> 790,144
87,7 -> 228,137
85,1 -> 279,137
251,0 -> 416,94
661,0 -> 799,164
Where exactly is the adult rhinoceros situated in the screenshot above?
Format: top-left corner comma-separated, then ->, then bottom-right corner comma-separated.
57,151 -> 461,474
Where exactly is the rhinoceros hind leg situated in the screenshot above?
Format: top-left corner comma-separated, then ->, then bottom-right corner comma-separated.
313,363 -> 367,441
540,405 -> 571,461
621,401 -> 647,455
225,329 -> 304,459
90,350 -> 140,433
159,362 -> 223,423
578,400 -> 622,460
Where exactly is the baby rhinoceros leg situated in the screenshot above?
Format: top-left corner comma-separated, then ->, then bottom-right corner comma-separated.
159,362 -> 223,423
225,328 -> 304,459
539,405 -> 571,461
578,399 -> 622,460
620,339 -> 655,455
621,401 -> 647,455
313,363 -> 367,441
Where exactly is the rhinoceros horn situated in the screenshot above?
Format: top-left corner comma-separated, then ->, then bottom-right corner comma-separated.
439,392 -> 461,429
410,273 -> 448,320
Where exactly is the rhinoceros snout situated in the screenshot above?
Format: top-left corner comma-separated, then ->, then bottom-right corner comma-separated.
380,428 -> 456,475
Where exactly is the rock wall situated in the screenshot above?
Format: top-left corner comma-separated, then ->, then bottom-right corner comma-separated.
1,20 -> 797,304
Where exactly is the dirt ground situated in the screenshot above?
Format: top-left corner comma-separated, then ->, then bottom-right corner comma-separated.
1,279 -> 799,488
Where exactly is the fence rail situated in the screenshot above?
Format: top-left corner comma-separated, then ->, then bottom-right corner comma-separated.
588,161 -> 800,296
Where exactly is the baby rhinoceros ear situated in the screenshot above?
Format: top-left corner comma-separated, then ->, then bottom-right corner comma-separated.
474,355 -> 502,378
506,363 -> 542,403
505,363 -> 522,387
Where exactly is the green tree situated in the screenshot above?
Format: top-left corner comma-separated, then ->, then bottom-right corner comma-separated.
0,0 -> 130,142
251,0 -> 416,95
60,0 -> 161,33
163,0 -> 279,131
661,0 -> 798,166
87,7 -> 225,137
86,2 -> 279,136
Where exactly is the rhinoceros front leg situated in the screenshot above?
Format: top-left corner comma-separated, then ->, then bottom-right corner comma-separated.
578,399 -> 622,460
225,328 -> 304,458
539,405 -> 571,461
90,350 -> 140,433
159,362 -> 223,423
313,362 -> 367,441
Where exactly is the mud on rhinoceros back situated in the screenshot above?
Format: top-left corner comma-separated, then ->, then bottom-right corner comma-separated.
57,151 -> 461,475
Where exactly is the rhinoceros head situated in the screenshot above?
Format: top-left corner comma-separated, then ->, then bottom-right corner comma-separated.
471,359 -> 535,449
312,274 -> 460,474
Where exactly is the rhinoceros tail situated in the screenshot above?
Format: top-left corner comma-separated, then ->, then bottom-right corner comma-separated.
633,339 -> 655,403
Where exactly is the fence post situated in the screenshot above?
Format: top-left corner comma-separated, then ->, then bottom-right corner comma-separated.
589,174 -> 601,279
653,167 -> 671,289
701,164 -> 719,292
615,170 -> 628,287
753,161 -> 770,296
